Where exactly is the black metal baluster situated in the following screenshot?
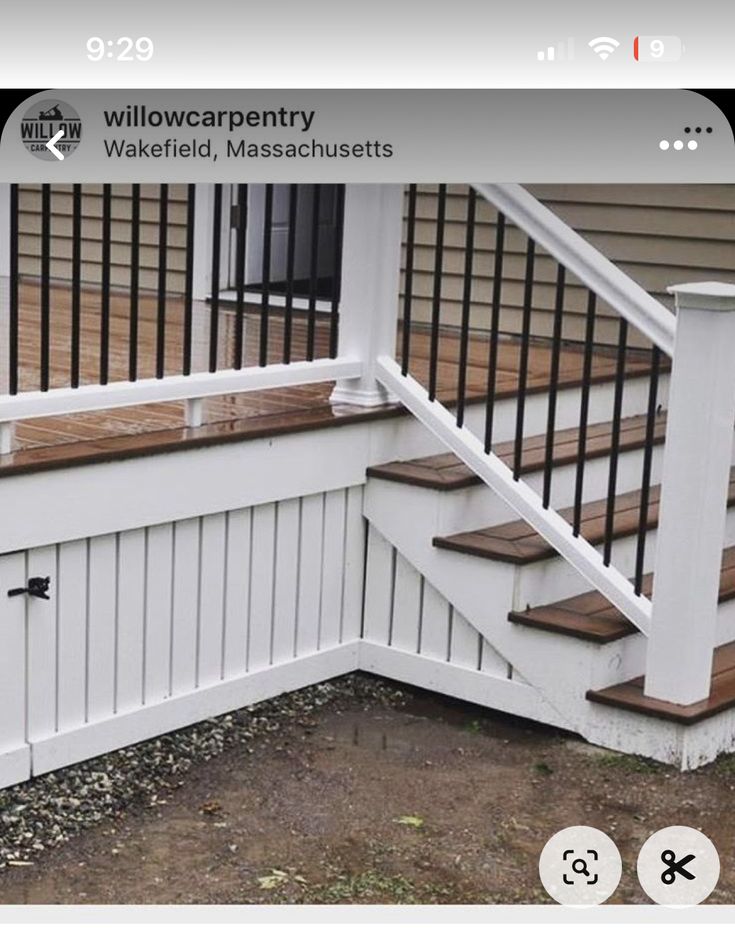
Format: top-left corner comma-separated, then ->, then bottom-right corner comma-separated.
100,184 -> 112,385
208,183 -> 223,373
634,346 -> 662,595
513,237 -> 536,479
128,184 -> 140,381
306,184 -> 321,362
259,183 -> 274,367
603,318 -> 629,566
401,184 -> 418,376
283,184 -> 298,365
484,211 -> 506,452
456,188 -> 476,428
182,184 -> 195,376
542,263 -> 566,507
233,183 -> 247,370
573,291 -> 597,536
428,184 -> 447,402
70,185 -> 82,388
8,184 -> 18,395
329,184 -> 345,359
155,184 -> 168,379
40,184 -> 51,392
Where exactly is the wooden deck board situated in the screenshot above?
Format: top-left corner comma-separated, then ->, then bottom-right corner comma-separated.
1,278 -> 656,473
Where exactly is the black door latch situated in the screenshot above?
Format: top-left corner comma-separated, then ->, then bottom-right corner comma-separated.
8,576 -> 52,600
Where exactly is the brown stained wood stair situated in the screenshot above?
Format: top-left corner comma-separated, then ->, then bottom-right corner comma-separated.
368,412 -> 667,492
588,641 -> 735,725
508,546 -> 735,644
433,467 -> 735,566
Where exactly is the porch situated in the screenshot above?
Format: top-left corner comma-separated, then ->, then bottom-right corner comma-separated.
2,181 -> 735,790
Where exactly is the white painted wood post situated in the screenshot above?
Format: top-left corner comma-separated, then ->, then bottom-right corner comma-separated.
188,184 -> 213,411
330,185 -> 404,407
0,184 -> 13,454
185,397 -> 204,428
645,282 -> 735,705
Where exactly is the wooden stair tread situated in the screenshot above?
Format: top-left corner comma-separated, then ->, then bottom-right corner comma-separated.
367,413 -> 666,491
587,640 -> 735,725
509,547 -> 735,644
435,468 -> 735,565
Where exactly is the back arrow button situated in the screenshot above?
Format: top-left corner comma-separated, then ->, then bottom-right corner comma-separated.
46,130 -> 65,161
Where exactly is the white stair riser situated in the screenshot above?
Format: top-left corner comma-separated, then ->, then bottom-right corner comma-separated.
516,502 -> 735,606
716,598 -> 735,647
462,373 -> 669,445
432,444 -> 665,535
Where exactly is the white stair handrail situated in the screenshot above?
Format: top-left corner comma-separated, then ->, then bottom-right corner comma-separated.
473,183 -> 677,357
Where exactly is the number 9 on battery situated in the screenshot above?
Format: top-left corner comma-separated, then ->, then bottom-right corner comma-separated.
634,36 -> 683,61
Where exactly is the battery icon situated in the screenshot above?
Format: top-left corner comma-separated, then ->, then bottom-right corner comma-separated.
634,35 -> 683,61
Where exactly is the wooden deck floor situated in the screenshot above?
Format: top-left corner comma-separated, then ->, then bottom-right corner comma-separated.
0,279 -> 656,475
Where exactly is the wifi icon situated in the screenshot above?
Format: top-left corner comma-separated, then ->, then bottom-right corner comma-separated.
588,36 -> 620,60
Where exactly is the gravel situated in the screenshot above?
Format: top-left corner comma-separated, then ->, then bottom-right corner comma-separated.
0,673 -> 404,871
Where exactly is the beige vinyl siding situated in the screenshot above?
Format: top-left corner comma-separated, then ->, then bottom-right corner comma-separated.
18,184 -> 190,294
404,184 -> 735,347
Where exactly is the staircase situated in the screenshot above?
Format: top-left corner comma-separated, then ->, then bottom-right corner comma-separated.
363,383 -> 735,767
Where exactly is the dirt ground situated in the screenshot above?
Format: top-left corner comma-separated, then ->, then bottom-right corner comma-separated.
2,675 -> 735,905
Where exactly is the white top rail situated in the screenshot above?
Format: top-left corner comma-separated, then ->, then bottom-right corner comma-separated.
472,183 -> 677,358
0,357 -> 362,424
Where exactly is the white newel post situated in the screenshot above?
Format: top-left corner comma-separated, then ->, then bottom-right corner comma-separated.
0,184 -> 13,454
645,282 -> 735,705
330,184 -> 404,407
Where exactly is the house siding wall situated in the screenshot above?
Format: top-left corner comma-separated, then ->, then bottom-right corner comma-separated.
17,184 -> 190,294
403,184 -> 735,346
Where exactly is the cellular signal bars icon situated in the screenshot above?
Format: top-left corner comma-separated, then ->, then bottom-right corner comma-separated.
537,38 -> 575,62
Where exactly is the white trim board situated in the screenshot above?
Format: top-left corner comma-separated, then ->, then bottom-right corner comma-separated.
359,641 -> 567,731
31,643 -> 360,777
0,744 -> 31,790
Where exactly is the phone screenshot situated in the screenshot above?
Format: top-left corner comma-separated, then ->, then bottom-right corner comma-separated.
0,1 -> 734,936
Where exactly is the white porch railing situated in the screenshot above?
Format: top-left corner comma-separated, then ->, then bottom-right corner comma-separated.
0,182 -> 363,454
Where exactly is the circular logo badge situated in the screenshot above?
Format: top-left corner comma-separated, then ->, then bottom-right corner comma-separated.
539,825 -> 622,906
637,826 -> 719,906
21,99 -> 82,161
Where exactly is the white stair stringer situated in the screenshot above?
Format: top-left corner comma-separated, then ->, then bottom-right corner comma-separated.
364,475 -> 647,740
359,532 -> 567,730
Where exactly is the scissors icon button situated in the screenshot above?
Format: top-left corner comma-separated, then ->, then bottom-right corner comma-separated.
660,849 -> 696,884
638,827 -> 719,905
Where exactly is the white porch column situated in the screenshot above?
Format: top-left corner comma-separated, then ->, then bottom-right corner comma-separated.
0,184 -> 13,453
645,282 -> 735,705
330,184 -> 403,407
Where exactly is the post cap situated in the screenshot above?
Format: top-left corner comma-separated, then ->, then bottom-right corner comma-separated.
668,281 -> 735,312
